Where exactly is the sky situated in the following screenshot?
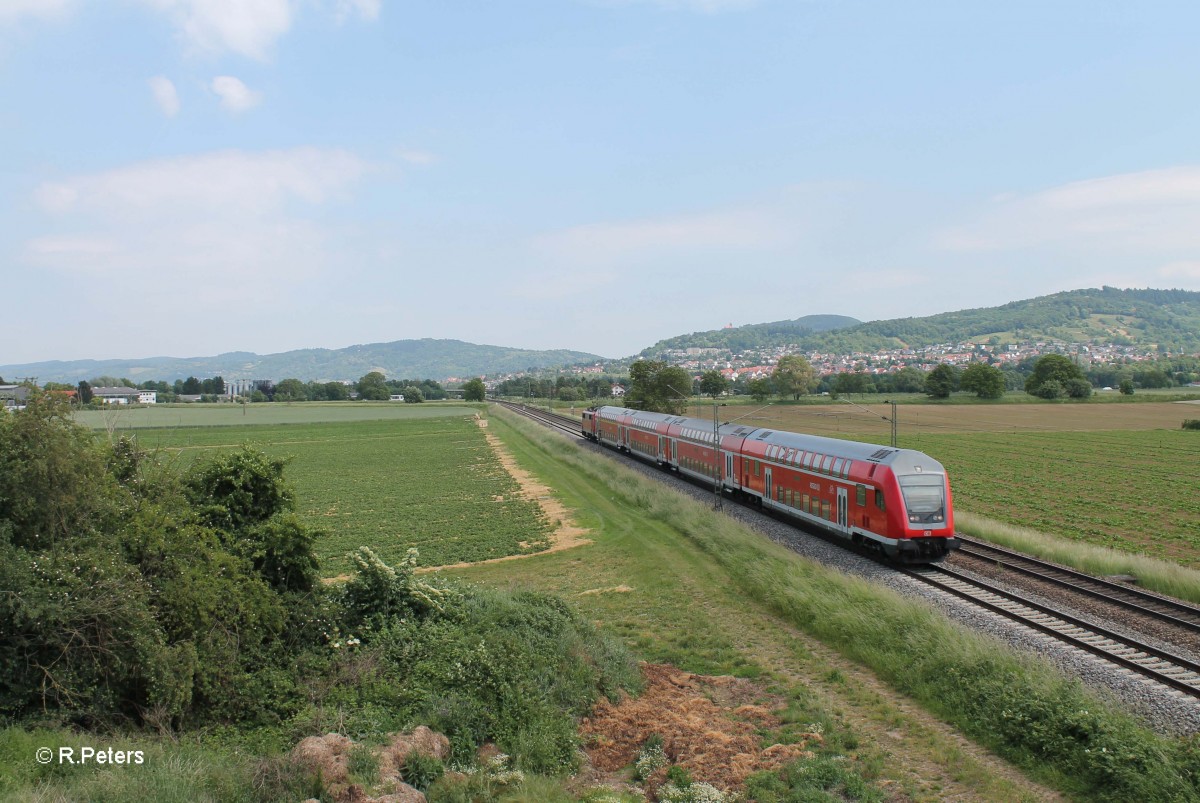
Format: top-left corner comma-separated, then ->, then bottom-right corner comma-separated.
3,0 -> 1200,365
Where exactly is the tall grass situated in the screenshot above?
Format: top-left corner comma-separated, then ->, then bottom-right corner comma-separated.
494,407 -> 1200,802
957,511 -> 1200,605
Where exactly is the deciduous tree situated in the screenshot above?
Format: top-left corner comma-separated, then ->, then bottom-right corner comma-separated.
772,355 -> 816,399
925,364 -> 960,398
698,370 -> 729,399
463,378 -> 486,402
960,363 -> 1005,399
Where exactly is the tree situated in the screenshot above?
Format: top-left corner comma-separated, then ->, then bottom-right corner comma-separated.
1119,379 -> 1135,395
273,378 -> 308,402
357,371 -> 390,401
959,363 -> 1005,399
1034,379 -> 1065,399
627,360 -> 691,414
890,367 -> 926,394
698,370 -> 729,399
772,355 -> 816,400
181,376 -> 203,395
400,385 -> 424,403
925,364 -> 960,398
747,377 -> 773,402
833,371 -> 874,397
1065,377 -> 1093,399
1025,355 -> 1088,398
463,378 -> 486,402
77,380 -> 93,404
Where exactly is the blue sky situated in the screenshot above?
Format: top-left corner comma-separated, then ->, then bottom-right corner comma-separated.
4,0 -> 1200,365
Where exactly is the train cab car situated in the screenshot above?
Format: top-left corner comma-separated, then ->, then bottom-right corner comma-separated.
737,429 -> 957,562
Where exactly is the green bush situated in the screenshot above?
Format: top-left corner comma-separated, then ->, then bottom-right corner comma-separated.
0,396 -> 324,728
402,750 -> 445,791
1184,419 -> 1200,430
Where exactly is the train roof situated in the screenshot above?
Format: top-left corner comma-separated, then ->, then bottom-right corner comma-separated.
748,428 -> 946,474
595,406 -> 945,474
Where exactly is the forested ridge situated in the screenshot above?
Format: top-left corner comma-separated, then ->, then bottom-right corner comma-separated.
643,288 -> 1200,355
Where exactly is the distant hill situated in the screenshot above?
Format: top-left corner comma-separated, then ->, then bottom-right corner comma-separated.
640,314 -> 862,355
0,339 -> 606,384
642,288 -> 1200,355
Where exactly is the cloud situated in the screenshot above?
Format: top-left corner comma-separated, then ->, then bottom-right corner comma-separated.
148,75 -> 181,116
1158,260 -> 1200,281
934,166 -> 1200,254
138,0 -> 292,60
211,75 -> 262,112
334,0 -> 381,23
26,148 -> 368,302
0,0 -> 73,24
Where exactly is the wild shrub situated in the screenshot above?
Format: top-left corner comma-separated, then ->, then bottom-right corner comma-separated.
1183,419 -> 1200,430
0,396 -> 324,727
330,549 -> 639,772
402,750 -> 445,791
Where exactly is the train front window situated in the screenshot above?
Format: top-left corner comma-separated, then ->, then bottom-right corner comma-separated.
898,475 -> 945,524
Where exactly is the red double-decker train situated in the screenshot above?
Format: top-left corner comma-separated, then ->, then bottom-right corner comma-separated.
581,405 -> 957,562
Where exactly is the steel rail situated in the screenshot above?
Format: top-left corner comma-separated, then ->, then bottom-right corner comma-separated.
902,563 -> 1200,699
956,536 -> 1200,633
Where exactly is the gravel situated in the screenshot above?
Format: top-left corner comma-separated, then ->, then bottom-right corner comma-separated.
565,431 -> 1200,737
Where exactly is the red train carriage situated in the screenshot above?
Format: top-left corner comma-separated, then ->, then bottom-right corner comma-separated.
583,405 -> 957,562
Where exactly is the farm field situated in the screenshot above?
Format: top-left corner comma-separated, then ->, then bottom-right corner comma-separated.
134,410 -> 550,576
680,398 -> 1200,437
74,400 -> 477,430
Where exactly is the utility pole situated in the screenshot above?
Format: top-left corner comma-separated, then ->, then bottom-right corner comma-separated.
841,397 -> 897,447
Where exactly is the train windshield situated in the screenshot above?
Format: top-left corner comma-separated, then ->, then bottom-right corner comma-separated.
898,475 -> 945,524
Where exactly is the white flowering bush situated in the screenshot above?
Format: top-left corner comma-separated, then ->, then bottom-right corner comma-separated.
657,781 -> 736,803
342,546 -> 463,628
633,740 -> 667,781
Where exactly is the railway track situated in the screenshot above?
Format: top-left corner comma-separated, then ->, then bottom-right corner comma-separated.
901,563 -> 1200,699
490,398 -> 1200,700
956,536 -> 1200,636
491,399 -> 582,437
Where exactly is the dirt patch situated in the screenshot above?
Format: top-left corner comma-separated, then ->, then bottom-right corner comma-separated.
579,663 -> 818,795
578,585 -> 634,596
414,417 -> 591,572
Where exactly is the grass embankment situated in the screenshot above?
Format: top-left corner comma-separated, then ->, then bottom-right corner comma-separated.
489,407 -> 1200,802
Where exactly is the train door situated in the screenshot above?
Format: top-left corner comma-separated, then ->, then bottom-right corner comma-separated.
619,425 -> 626,449
658,436 -> 665,461
765,468 -> 773,505
671,439 -> 677,464
836,487 -> 849,531
725,453 -> 734,481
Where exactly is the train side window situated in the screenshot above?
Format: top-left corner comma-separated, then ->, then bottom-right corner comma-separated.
875,490 -> 885,511
856,485 -> 866,506
843,461 -> 853,479
821,455 -> 833,474
832,458 -> 844,476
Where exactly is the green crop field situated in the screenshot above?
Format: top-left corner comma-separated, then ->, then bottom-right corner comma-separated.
75,400 -> 478,430
918,429 -> 1200,567
133,411 -> 551,576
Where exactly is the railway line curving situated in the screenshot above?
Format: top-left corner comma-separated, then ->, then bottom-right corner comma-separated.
490,398 -> 1200,732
